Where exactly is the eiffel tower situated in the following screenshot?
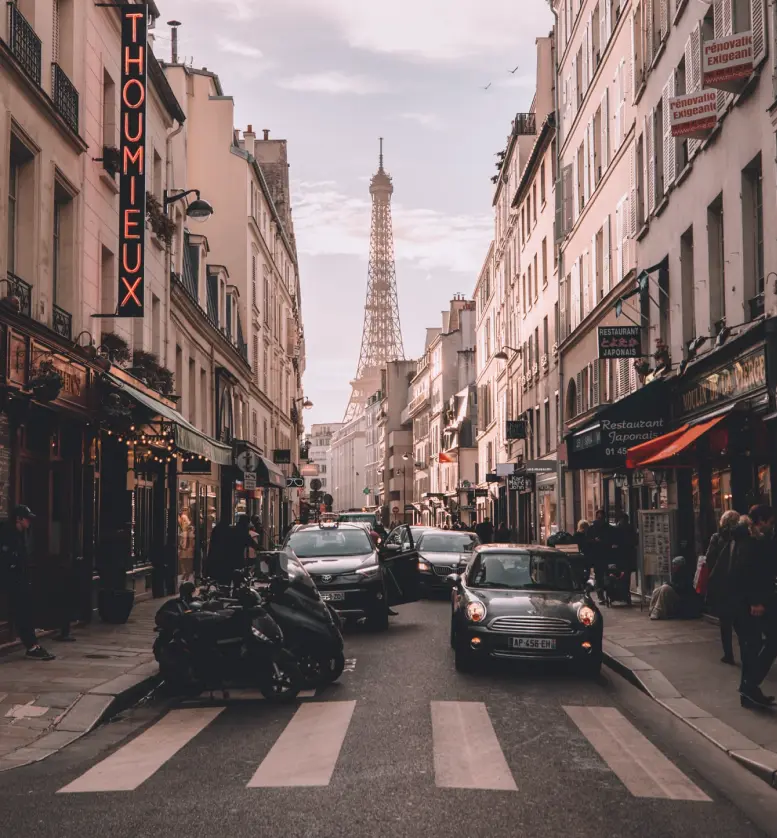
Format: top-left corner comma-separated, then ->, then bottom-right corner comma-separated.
343,139 -> 405,423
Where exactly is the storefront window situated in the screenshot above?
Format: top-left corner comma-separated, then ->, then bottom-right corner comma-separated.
178,481 -> 195,581
584,471 -> 602,522
538,483 -> 557,544
757,465 -> 771,506
711,469 -> 733,525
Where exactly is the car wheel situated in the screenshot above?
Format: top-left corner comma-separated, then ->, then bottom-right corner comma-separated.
575,650 -> 602,678
454,639 -> 478,673
367,606 -> 389,632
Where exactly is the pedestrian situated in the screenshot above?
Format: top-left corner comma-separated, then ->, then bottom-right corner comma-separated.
204,515 -> 233,583
250,515 -> 265,551
588,509 -> 614,604
705,510 -> 741,664
649,556 -> 700,620
494,522 -> 511,543
0,506 -> 55,660
475,517 -> 494,544
730,505 -> 777,708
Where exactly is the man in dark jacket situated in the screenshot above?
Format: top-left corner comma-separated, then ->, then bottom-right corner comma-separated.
0,506 -> 55,660
475,517 -> 494,544
731,505 -> 776,708
588,509 -> 614,604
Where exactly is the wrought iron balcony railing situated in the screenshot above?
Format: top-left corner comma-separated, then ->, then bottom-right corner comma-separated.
8,3 -> 41,85
514,112 -> 537,135
52,303 -> 72,340
7,272 -> 32,317
52,63 -> 79,134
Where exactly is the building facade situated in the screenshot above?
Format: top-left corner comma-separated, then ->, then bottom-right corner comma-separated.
328,414 -> 367,513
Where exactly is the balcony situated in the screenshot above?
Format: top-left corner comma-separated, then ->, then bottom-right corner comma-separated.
52,63 -> 79,134
8,4 -> 41,85
6,272 -> 32,317
52,304 -> 72,340
513,113 -> 536,136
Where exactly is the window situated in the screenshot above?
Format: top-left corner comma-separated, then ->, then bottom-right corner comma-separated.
263,346 -> 269,392
252,254 -> 258,308
540,161 -> 546,204
263,269 -> 270,324
707,194 -> 725,331
542,238 -> 548,287
742,154 -> 764,315
153,149 -> 163,200
201,369 -> 207,431
533,254 -> 539,300
527,264 -> 532,307
543,316 -> 549,360
544,400 -> 551,454
53,178 -> 75,312
532,183 -> 538,224
252,335 -> 260,385
527,193 -> 532,231
151,294 -> 161,358
188,358 -> 196,424
680,226 -> 696,344
102,69 -> 116,149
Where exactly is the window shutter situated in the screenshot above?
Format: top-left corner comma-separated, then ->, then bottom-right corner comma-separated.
618,59 -> 628,139
629,357 -> 638,393
576,371 -> 584,415
592,359 -> 601,406
615,200 -> 624,284
572,153 -> 579,223
686,27 -> 702,157
629,143 -> 637,236
752,0 -> 767,65
662,73 -> 676,190
630,8 -> 637,97
645,0 -> 654,65
591,231 -> 598,307
588,120 -> 596,192
660,0 -> 669,40
620,359 -> 631,398
604,0 -> 612,47
571,55 -> 578,115
601,89 -> 609,171
582,251 -> 591,317
583,22 -> 590,88
251,255 -> 258,307
613,70 -> 621,149
252,335 -> 260,385
645,113 -> 655,215
571,259 -> 580,330
602,215 -> 611,293
583,126 -> 591,205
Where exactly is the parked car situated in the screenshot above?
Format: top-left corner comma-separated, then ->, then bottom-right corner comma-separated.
416,530 -> 479,595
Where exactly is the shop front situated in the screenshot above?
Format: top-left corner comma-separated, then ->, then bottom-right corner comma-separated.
232,442 -> 287,548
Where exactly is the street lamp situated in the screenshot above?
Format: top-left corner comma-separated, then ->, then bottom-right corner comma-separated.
295,396 -> 314,409
164,188 -> 214,222
494,345 -> 523,361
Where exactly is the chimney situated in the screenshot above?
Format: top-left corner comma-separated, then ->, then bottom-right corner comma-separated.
244,124 -> 256,156
263,129 -> 270,140
167,20 -> 181,64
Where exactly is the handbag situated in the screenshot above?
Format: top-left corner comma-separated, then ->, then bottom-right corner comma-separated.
694,555 -> 710,596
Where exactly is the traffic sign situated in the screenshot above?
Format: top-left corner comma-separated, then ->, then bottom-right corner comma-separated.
243,472 -> 257,491
392,506 -> 399,514
310,478 -> 322,491
236,451 -> 260,473
363,487 -> 370,495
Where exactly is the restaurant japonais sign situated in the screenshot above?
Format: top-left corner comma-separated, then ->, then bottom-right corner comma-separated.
703,32 -> 754,90
669,90 -> 717,138
679,348 -> 766,417
118,5 -> 148,318
598,326 -> 642,359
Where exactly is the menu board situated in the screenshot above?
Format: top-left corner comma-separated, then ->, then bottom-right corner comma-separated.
638,509 -> 677,580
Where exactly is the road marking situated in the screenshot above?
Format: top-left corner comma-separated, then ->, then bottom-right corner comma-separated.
58,707 -> 224,793
563,706 -> 711,801
344,658 -> 357,672
247,701 -> 356,787
431,701 -> 517,791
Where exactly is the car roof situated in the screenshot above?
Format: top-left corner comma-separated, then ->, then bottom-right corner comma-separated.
295,522 -> 366,532
474,543 -> 563,555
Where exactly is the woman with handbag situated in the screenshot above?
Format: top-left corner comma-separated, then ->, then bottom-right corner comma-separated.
705,510 -> 741,664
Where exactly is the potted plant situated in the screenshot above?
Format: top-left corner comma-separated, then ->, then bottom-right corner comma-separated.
146,192 -> 176,247
634,359 -> 651,381
0,287 -> 21,313
102,146 -> 121,177
100,331 -> 131,366
653,340 -> 671,370
30,360 -> 64,402
153,366 -> 175,396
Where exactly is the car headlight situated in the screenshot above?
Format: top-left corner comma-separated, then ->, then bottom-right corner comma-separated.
356,563 -> 381,578
418,561 -> 431,572
465,600 -> 487,623
578,606 -> 597,626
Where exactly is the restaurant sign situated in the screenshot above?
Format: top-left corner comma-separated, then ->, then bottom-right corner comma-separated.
678,347 -> 766,418
598,326 -> 642,359
669,90 -> 717,138
703,32 -> 753,90
117,4 -> 148,318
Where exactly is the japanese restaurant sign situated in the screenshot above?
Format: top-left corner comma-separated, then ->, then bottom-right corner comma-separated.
598,326 -> 642,359
118,4 -> 148,318
703,32 -> 753,90
669,90 -> 717,138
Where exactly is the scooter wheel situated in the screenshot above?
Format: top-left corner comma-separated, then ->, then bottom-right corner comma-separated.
260,654 -> 304,702
297,649 -> 345,688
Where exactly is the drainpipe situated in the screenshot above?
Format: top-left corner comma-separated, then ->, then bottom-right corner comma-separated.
164,119 -> 185,370
548,0 -> 567,532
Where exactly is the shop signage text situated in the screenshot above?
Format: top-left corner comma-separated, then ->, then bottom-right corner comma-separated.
273,449 -> 291,464
49,354 -> 88,407
598,326 -> 642,359
679,348 -> 766,417
522,460 -> 558,474
117,5 -> 148,318
703,32 -> 753,89
506,419 -> 526,440
669,90 -> 717,138
507,474 -> 534,492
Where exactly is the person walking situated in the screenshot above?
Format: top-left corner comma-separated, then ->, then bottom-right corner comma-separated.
730,506 -> 777,708
588,509 -> 614,604
476,517 -> 494,544
0,506 -> 55,660
494,522 -> 511,543
705,510 -> 741,664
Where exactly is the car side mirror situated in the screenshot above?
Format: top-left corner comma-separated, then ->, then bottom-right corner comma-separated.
382,542 -> 401,554
446,573 -> 461,588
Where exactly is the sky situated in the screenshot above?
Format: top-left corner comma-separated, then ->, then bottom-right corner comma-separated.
154,0 -> 554,427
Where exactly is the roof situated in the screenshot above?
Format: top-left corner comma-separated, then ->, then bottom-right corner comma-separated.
511,113 -> 555,209
475,544 -> 562,554
148,52 -> 186,123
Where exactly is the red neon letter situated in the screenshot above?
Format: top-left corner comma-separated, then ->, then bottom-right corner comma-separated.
126,12 -> 144,42
122,243 -> 142,273
124,45 -> 145,75
122,78 -> 145,109
123,112 -> 143,143
121,277 -> 142,307
123,145 -> 144,175
124,209 -> 142,239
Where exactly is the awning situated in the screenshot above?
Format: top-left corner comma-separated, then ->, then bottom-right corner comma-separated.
106,373 -> 232,466
256,455 -> 287,489
626,414 -> 727,469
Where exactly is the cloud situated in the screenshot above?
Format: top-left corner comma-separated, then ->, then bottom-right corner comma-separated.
278,71 -> 387,95
400,112 -> 443,130
216,37 -> 263,59
292,181 -> 491,274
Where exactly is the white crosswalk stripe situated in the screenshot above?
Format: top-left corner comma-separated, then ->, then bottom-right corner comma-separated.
58,707 -> 224,793
563,706 -> 711,801
56,701 -> 709,799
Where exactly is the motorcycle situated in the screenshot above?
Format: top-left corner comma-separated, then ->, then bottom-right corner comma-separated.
255,551 -> 346,688
153,577 -> 303,702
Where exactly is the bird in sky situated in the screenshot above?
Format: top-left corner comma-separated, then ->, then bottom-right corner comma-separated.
508,65 -> 519,74
482,82 -> 492,90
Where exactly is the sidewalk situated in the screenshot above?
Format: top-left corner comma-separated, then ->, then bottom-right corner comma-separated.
0,598 -> 160,772
602,605 -> 777,787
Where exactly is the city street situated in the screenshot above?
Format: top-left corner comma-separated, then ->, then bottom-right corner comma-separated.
1,600 -> 775,838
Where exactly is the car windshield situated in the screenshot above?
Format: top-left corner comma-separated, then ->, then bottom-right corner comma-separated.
417,532 -> 478,553
339,514 -> 377,526
468,552 -> 579,592
287,528 -> 373,558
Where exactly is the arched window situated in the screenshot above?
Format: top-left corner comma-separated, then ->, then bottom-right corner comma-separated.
566,377 -> 578,422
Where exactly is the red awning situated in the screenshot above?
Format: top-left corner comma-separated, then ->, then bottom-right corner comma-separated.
626,415 -> 727,469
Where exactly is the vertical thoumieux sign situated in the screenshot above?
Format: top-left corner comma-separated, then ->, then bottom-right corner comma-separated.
117,5 -> 148,317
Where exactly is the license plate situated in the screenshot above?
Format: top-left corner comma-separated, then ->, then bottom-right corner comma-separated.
509,637 -> 557,650
320,592 -> 345,602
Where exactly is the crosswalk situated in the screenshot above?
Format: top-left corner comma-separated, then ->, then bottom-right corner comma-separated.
57,700 -> 711,801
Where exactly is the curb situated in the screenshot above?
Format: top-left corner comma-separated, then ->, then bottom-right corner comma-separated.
0,662 -> 160,773
602,640 -> 777,789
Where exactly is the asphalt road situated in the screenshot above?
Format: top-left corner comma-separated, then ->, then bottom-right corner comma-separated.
2,599 -> 777,838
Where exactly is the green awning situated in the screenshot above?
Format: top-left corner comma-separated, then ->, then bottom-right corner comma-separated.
106,373 -> 233,466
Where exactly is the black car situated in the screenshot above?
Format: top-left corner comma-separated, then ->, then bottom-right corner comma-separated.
449,545 -> 603,676
416,530 -> 480,595
283,521 -> 420,631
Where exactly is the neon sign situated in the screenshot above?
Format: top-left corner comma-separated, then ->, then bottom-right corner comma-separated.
117,4 -> 148,317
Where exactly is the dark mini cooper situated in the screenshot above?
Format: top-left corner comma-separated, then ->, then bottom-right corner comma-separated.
449,545 -> 602,676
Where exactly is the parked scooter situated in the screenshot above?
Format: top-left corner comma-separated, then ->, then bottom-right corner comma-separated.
153,576 -> 303,702
254,551 -> 346,688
